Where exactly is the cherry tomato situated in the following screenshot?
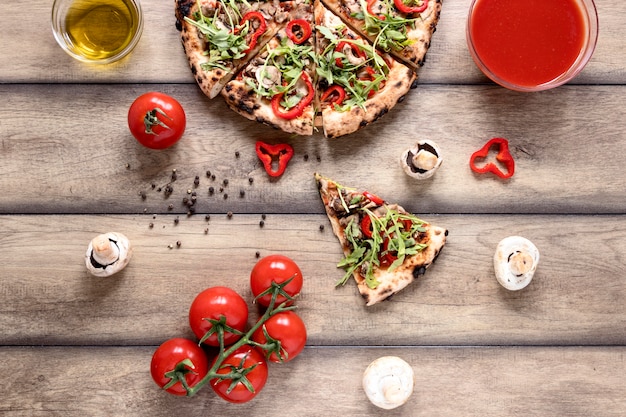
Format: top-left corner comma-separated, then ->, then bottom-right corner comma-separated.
250,254 -> 303,307
189,286 -> 249,347
150,338 -> 209,396
210,345 -> 269,403
252,311 -> 307,363
128,92 -> 186,149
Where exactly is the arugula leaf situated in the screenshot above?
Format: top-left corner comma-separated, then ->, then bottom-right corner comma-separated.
336,202 -> 429,289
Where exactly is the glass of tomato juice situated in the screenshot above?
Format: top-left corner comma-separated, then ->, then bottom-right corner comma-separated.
466,0 -> 598,92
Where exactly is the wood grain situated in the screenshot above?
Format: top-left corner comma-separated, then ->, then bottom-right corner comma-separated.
1,84 -> 625,215
1,346 -> 624,416
1,214 -> 624,346
1,0 -> 625,415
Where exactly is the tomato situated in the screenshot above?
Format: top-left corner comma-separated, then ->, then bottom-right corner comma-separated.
150,337 -> 209,396
250,254 -> 303,307
189,286 -> 249,347
128,92 -> 186,149
252,311 -> 307,363
210,345 -> 269,403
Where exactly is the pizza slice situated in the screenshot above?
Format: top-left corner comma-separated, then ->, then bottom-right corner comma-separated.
315,173 -> 447,306
220,1 -> 316,135
319,0 -> 442,69
175,0 -> 292,99
314,0 -> 416,138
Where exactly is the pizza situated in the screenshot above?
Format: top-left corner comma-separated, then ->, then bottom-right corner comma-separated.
319,0 -> 442,68
175,0 -> 442,137
221,2 -> 317,136
314,0 -> 416,138
175,0 -> 289,98
315,173 -> 447,306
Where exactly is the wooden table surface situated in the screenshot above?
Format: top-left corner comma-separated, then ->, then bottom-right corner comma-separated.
1,0 -> 625,415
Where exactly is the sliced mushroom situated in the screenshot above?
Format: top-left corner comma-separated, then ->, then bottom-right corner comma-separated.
494,236 -> 539,290
363,356 -> 414,410
342,43 -> 366,66
85,232 -> 132,277
255,65 -> 282,89
401,139 -> 443,180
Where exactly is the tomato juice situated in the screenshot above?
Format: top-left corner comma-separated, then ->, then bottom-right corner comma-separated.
467,0 -> 598,91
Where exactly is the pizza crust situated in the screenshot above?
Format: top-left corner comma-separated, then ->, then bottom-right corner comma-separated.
321,62 -> 417,138
221,79 -> 315,136
176,0 -> 232,99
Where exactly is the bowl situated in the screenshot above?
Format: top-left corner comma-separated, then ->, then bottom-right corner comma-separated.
466,0 -> 598,92
51,0 -> 144,64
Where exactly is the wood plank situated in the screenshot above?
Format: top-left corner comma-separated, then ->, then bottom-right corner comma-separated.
0,0 -> 623,84
1,84 -> 626,215
1,213 -> 624,346
0,346 -> 624,416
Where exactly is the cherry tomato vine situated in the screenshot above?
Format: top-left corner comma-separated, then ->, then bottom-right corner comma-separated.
151,256 -> 306,402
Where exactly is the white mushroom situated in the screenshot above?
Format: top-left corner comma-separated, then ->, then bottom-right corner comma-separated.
85,232 -> 132,277
493,236 -> 540,290
255,65 -> 282,89
342,43 -> 367,66
363,356 -> 414,410
401,139 -> 443,180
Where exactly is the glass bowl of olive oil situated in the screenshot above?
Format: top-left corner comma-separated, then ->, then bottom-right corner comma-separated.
51,0 -> 143,64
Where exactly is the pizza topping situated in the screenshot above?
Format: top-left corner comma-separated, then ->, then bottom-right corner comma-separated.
336,193 -> 428,288
393,0 -> 428,15
366,0 -> 387,20
255,65 -> 282,89
320,84 -> 346,105
469,137 -> 515,179
335,41 -> 367,67
401,139 -> 443,179
255,141 -> 294,177
184,4 -> 250,71
271,71 -> 315,120
494,236 -> 539,291
285,19 -> 312,45
316,27 -> 390,110
239,11 -> 267,53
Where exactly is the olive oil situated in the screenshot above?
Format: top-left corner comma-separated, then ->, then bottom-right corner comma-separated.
64,0 -> 140,61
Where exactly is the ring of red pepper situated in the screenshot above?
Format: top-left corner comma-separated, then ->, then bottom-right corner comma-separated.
255,141 -> 294,178
321,85 -> 346,106
334,41 -> 366,68
469,137 -> 515,179
393,0 -> 428,14
239,11 -> 267,54
270,72 -> 315,120
359,190 -> 411,267
285,19 -> 312,45
360,212 -> 413,267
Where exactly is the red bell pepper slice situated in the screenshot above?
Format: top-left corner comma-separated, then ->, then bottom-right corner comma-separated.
255,141 -> 294,178
361,215 -> 374,238
320,84 -> 346,105
358,66 -> 383,98
239,11 -> 267,54
367,0 -> 386,20
469,137 -> 515,179
270,72 -> 314,120
363,191 -> 384,206
393,0 -> 428,14
285,19 -> 312,45
334,41 -> 366,68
